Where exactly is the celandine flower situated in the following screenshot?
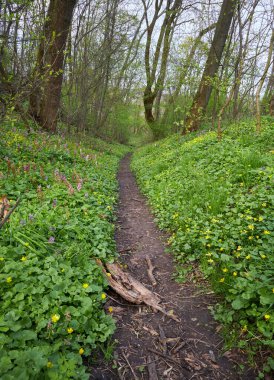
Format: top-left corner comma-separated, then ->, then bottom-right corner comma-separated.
51,314 -> 60,323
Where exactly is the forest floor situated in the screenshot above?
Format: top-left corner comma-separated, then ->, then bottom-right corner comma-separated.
90,154 -> 256,380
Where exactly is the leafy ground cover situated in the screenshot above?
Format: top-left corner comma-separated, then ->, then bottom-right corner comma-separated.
132,117 -> 274,371
0,118 -> 128,379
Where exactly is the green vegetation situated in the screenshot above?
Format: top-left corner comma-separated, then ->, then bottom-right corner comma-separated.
0,118 -> 128,379
132,117 -> 274,359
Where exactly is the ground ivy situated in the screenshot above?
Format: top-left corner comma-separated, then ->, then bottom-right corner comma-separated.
0,120 -> 128,379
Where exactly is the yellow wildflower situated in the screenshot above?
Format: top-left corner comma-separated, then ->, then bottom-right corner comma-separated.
108,306 -> 113,313
248,236 -> 253,240
272,288 -> 274,293
233,272 -> 237,277
237,246 -> 242,251
264,314 -> 271,321
262,203 -> 266,207
258,216 -> 263,222
82,283 -> 89,289
261,254 -> 266,259
106,272 -> 111,277
248,225 -> 254,230
241,325 -> 247,333
263,230 -> 270,235
219,278 -> 225,283
219,247 -> 224,252
245,255 -> 251,260
51,314 -> 60,323
47,361 -> 53,368
222,268 -> 228,273
0,257 -> 4,261
79,348 -> 84,355
207,259 -> 214,263
6,277 -> 12,283
67,327 -> 74,334
101,293 -> 106,300
21,256 -> 27,262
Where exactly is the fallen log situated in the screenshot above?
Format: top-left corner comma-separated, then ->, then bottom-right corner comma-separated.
97,260 -> 180,322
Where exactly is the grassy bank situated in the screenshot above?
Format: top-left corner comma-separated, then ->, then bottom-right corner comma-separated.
132,117 -> 274,372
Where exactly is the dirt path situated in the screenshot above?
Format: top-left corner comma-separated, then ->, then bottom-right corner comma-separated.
91,154 -> 255,380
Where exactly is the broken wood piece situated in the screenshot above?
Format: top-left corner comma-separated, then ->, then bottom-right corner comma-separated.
147,355 -> 158,380
97,259 -> 180,322
143,325 -> 159,337
159,325 -> 167,354
171,340 -> 186,354
0,198 -> 20,229
145,256 -> 157,286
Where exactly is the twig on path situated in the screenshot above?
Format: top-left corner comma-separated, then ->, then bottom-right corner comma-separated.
0,198 -> 20,230
186,338 -> 212,348
132,198 -> 142,203
148,348 -> 189,371
159,325 -> 167,354
118,247 -> 134,253
147,355 -> 159,380
146,257 -> 157,286
107,294 -> 140,307
171,340 -> 187,354
122,351 -> 139,380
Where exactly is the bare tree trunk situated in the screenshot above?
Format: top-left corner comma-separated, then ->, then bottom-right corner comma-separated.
29,0 -> 77,132
143,0 -> 182,125
162,23 -> 216,124
217,1 -> 258,138
256,29 -> 274,133
263,54 -> 274,115
185,0 -> 236,132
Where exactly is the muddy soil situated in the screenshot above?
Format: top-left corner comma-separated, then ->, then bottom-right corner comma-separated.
90,154 -> 255,380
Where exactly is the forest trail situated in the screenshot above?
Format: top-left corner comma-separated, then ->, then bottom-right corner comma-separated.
91,154 -> 255,380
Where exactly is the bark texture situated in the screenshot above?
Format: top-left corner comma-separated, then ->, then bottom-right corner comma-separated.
185,0 -> 236,132
29,0 -> 76,132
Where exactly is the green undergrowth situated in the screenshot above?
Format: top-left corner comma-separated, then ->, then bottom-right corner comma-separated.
132,117 -> 274,370
0,118 -> 129,379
